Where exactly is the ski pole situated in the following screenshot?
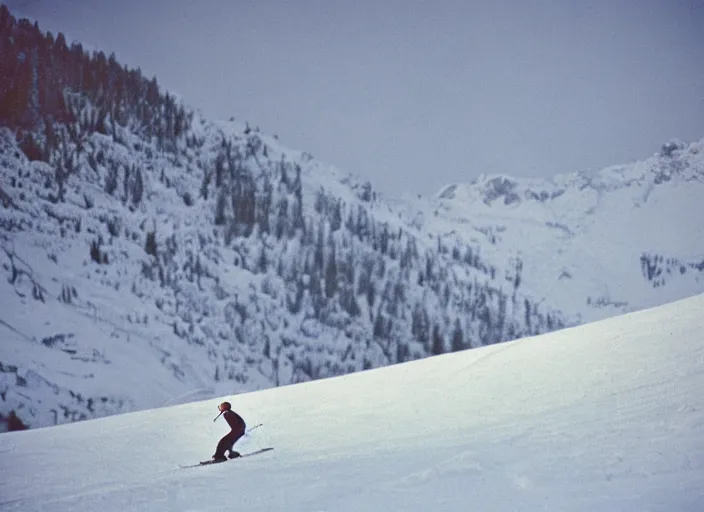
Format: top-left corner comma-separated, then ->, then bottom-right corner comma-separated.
245,423 -> 263,434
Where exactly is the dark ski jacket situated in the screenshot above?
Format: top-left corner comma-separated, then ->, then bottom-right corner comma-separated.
223,410 -> 246,434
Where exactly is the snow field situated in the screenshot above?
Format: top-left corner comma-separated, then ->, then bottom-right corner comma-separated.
1,293 -> 703,511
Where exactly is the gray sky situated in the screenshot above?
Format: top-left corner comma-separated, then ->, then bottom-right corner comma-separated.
5,0 -> 704,195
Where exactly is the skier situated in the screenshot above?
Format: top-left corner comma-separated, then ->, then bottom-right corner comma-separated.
212,401 -> 246,462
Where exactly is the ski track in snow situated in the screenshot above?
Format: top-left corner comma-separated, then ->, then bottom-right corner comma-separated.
1,294 -> 703,511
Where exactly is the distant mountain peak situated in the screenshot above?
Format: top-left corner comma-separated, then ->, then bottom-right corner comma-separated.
435,138 -> 704,211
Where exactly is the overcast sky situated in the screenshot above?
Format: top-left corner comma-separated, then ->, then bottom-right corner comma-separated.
5,0 -> 704,195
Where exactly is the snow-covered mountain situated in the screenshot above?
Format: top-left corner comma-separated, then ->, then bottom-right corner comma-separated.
410,137 -> 704,322
1,8 -> 703,431
1,293 -> 703,511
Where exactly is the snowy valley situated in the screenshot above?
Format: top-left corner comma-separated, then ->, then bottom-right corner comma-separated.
1,7 -> 703,432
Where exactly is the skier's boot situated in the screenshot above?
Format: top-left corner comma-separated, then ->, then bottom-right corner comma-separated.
228,450 -> 241,459
212,454 -> 227,463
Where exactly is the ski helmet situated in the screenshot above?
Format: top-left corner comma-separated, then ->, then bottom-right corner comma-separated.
219,401 -> 231,411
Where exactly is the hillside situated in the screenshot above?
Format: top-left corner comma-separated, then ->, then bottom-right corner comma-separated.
1,7 -> 703,431
0,8 -> 563,430
1,293 -> 702,511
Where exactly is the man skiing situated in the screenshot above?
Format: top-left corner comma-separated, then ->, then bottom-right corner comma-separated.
212,401 -> 246,462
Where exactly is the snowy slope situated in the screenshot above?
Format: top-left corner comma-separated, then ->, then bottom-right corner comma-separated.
1,293 -> 703,511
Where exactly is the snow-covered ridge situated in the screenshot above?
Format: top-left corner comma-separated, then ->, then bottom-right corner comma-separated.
1,293 -> 702,511
438,139 -> 703,207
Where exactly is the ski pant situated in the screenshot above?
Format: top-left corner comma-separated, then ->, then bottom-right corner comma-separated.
214,426 -> 245,458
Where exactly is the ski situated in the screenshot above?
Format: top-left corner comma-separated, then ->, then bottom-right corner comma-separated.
180,447 -> 274,469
